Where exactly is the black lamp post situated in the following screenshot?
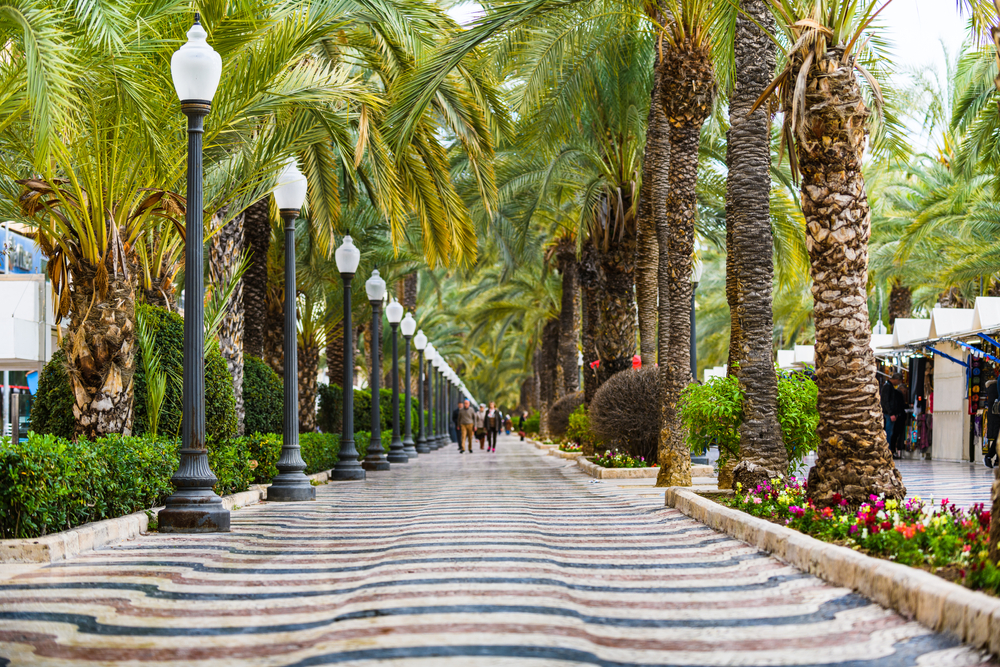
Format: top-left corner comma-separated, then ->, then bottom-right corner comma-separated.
414,329 -> 429,453
434,357 -> 445,448
386,299 -> 407,463
330,236 -> 365,481
363,270 -> 389,471
426,344 -> 438,449
268,160 -> 316,502
401,313 -> 418,458
159,15 -> 229,533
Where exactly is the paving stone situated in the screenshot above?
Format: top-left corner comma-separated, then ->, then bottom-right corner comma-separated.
0,436 -> 996,666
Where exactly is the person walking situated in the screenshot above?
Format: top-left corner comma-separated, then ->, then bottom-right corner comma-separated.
452,400 -> 464,452
474,404 -> 487,449
984,378 -> 999,468
485,402 -> 502,452
879,373 -> 907,459
504,414 -> 512,436
518,411 -> 528,441
457,400 -> 476,453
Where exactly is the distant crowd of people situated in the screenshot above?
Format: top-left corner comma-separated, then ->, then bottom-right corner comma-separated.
450,400 -> 515,453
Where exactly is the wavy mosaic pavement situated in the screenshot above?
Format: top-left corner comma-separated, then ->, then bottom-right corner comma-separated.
1,436 -> 997,666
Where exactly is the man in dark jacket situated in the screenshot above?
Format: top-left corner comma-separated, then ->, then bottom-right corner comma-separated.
484,402 -> 503,452
984,378 -> 999,468
880,373 -> 907,458
452,401 -> 463,451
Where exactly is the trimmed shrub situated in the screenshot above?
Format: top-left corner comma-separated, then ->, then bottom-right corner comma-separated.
353,388 -> 371,432
566,404 -> 596,449
524,410 -> 540,435
548,391 -> 584,438
243,432 -> 282,483
244,356 -> 283,435
29,350 -> 75,439
316,383 -> 342,433
590,367 -> 658,461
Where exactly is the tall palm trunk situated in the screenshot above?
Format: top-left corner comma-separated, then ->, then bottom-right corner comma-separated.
326,325 -> 344,389
399,273 -> 418,312
531,349 -> 542,414
655,39 -> 716,487
144,276 -> 176,311
66,263 -> 137,438
728,0 -> 787,490
242,198 -> 271,359
636,58 -> 669,364
209,210 -> 246,435
888,280 -> 911,326
262,286 -> 284,376
299,335 -> 320,433
539,318 -> 559,436
580,242 -> 602,406
594,195 -> 637,388
790,48 -> 905,505
556,239 -> 580,395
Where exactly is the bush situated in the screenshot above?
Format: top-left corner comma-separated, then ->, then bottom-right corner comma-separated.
549,391 -> 583,438
127,304 -> 237,440
29,350 -> 75,439
678,371 -> 819,474
566,404 -> 597,449
316,383 -> 342,433
589,367 -> 659,461
524,410 -> 540,435
0,431 -> 271,539
244,356 -> 283,435
242,432 -> 282,484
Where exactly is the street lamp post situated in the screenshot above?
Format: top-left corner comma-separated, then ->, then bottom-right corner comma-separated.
414,330 -> 429,453
386,299 -> 407,463
401,313 -> 418,458
268,160 -> 315,502
433,356 -> 444,448
160,14 -> 229,533
426,345 -> 438,449
363,270 -> 389,471
330,236 -> 365,481
690,257 -> 708,465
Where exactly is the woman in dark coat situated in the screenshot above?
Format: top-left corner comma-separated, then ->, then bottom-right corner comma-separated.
984,378 -> 999,468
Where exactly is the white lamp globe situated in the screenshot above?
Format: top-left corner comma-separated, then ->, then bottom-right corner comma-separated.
273,158 -> 307,211
365,269 -> 386,302
335,236 -> 361,274
386,298 -> 404,324
690,256 -> 704,284
414,330 -> 427,350
401,313 -> 416,337
171,14 -> 223,103
425,343 -> 436,361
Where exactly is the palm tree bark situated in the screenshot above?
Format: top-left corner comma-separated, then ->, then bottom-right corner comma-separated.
209,209 -> 245,435
556,239 -> 580,395
791,48 -> 905,505
66,263 -> 137,438
655,40 -> 716,487
888,280 -> 912,327
539,318 -> 560,436
594,196 -> 637,388
242,198 -> 271,359
636,71 -> 668,364
580,242 -> 602,406
262,286 -> 284,376
399,273 -> 418,312
299,336 -> 319,433
144,276 -> 176,311
326,325 -> 344,391
728,0 -> 787,490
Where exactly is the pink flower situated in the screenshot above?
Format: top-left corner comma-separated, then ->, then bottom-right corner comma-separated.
788,505 -> 805,518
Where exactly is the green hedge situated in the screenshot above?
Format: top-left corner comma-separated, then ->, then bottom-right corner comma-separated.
317,383 -> 418,437
244,356 -> 283,435
29,349 -> 75,439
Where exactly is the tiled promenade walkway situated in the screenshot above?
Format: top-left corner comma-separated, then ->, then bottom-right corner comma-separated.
1,435 -> 997,666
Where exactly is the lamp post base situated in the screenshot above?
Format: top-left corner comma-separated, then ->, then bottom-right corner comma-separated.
362,459 -> 391,471
158,496 -> 231,533
415,440 -> 431,454
267,473 -> 317,501
329,464 -> 366,481
402,439 -> 418,459
387,451 -> 409,464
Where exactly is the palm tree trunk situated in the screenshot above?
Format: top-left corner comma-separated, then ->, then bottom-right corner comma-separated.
262,286 -> 284,376
209,209 -> 246,436
793,49 -> 905,505
539,318 -> 559,436
594,197 -> 637,388
728,0 -> 787,490
531,349 -> 541,413
580,242 -> 602,405
144,276 -> 176,311
399,273 -> 418,311
242,198 -> 271,359
888,280 -> 912,327
636,61 -> 668,365
66,263 -> 137,438
326,325 -> 344,390
556,239 -> 580,395
298,336 -> 319,433
655,40 -> 716,487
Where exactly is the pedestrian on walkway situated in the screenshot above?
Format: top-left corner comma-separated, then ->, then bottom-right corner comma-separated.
504,414 -> 512,435
452,400 -> 463,451
880,373 -> 906,459
474,404 -> 487,449
457,400 -> 476,453
485,402 -> 502,452
984,378 -> 999,468
518,411 -> 528,441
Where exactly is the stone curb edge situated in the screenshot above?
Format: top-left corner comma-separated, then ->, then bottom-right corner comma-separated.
664,486 -> 1000,657
1,470 -> 333,565
576,456 -> 659,479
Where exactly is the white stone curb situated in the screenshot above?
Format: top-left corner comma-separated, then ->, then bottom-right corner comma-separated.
549,448 -> 584,460
664,487 -> 1000,657
577,457 -> 659,479
1,470 -> 332,564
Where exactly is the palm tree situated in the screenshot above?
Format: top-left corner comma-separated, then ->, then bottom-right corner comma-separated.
756,0 -> 906,505
654,0 -> 718,487
726,0 -> 787,490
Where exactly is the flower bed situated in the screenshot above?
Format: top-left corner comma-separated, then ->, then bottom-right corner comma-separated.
559,443 -> 582,453
592,449 -> 656,469
727,478 -> 1000,596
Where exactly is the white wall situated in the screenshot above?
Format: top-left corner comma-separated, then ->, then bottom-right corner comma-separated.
931,341 -> 971,462
0,275 -> 56,372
